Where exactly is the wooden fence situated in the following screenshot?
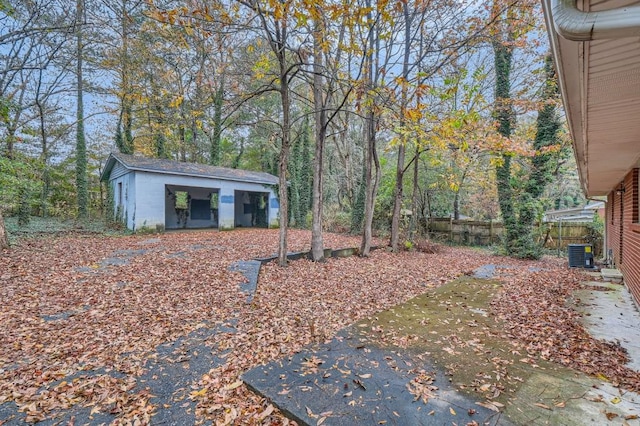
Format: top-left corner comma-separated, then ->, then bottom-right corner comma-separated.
427,218 -> 598,255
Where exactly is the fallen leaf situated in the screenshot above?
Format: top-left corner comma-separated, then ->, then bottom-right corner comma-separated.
605,412 -> 619,420
257,404 -> 274,420
306,406 -> 318,419
189,388 -> 207,398
224,380 -> 243,391
353,379 -> 366,390
476,401 -> 500,412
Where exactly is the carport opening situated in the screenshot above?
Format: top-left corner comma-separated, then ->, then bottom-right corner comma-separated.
235,190 -> 269,228
165,185 -> 219,229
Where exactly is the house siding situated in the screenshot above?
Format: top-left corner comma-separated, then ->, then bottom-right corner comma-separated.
607,168 -> 640,306
110,162 -> 130,180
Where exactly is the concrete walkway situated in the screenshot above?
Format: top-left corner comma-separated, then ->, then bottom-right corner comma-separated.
574,277 -> 640,371
243,268 -> 640,425
243,328 -> 509,425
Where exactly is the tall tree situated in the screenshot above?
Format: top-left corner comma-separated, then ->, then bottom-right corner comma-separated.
359,0 -> 385,256
0,1 -> 74,159
33,51 -> 70,217
76,0 -> 88,218
491,0 -> 518,253
289,117 -> 312,228
513,53 -> 561,257
237,0 -> 301,266
490,0 -> 556,258
306,1 -> 354,261
389,1 -> 414,252
106,0 -> 143,155
310,7 -> 327,261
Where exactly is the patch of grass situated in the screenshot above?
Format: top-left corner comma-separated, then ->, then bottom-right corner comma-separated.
4,216 -> 130,245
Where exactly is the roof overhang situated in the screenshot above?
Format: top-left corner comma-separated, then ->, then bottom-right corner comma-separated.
100,152 -> 280,186
542,0 -> 640,197
100,153 -> 117,182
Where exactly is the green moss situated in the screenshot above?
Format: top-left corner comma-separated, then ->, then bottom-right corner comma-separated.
355,277 -> 571,409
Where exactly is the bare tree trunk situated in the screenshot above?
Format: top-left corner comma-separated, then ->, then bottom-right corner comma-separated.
453,192 -> 460,220
360,110 -> 380,256
311,18 -> 326,262
360,115 -> 373,255
409,146 -> 420,241
360,2 -> 380,256
390,139 -> 405,251
35,70 -> 49,218
277,76 -> 291,266
0,211 -> 8,250
76,0 -> 88,219
276,32 -> 291,267
210,79 -> 224,165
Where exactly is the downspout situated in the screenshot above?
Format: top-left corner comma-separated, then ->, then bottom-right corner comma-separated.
619,188 -> 624,266
551,0 -> 640,41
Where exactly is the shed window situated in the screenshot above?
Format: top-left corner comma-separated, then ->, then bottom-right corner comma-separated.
191,199 -> 210,220
117,182 -> 123,206
175,191 -> 188,209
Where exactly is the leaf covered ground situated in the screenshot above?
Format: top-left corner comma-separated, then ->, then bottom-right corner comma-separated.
0,229 -> 638,424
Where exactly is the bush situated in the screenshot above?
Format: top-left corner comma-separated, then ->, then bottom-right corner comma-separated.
414,238 -> 440,254
586,215 -> 604,257
322,204 -> 351,233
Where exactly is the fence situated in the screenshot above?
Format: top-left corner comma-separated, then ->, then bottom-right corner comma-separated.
427,218 -> 503,246
427,218 -> 597,254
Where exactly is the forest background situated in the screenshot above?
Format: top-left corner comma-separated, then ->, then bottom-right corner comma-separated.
0,0 -> 586,259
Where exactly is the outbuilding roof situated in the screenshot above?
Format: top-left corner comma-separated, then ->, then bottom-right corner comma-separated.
100,152 -> 279,186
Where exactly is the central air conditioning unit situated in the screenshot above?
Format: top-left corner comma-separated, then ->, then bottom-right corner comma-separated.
568,244 -> 594,268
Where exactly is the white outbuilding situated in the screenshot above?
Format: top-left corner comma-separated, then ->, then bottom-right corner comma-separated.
100,152 -> 280,231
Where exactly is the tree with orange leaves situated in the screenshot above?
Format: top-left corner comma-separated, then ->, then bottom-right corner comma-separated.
490,0 -> 561,258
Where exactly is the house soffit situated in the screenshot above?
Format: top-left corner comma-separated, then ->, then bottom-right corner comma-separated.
545,0 -> 640,196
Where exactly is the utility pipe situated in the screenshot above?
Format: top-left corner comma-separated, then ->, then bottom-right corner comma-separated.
551,0 -> 640,41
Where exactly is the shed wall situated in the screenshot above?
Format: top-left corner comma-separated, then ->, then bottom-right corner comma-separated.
109,171 -> 136,230
128,171 -> 279,231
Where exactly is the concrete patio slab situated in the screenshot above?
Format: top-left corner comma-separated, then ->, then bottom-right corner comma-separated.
243,328 -> 507,425
243,272 -> 640,426
575,280 -> 640,371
